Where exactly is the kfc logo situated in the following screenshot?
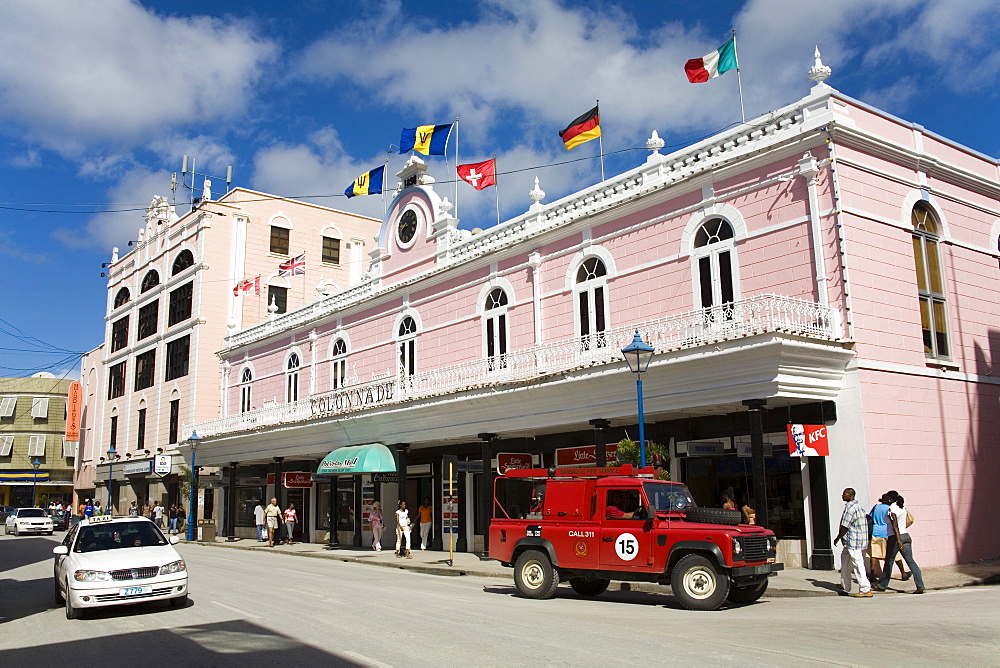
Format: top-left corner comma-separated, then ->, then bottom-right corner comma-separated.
787,424 -> 829,457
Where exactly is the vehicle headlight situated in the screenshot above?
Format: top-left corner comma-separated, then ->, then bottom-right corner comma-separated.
732,537 -> 743,556
74,570 -> 111,582
160,560 -> 187,575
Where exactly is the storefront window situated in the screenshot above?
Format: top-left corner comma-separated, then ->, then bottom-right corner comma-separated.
316,482 -> 331,530
337,479 -> 354,531
236,487 -> 264,527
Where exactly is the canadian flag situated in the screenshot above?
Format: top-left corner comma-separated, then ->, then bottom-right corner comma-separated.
233,276 -> 260,297
457,159 -> 496,190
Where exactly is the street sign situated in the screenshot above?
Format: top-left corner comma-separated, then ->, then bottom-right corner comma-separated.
154,455 -> 171,477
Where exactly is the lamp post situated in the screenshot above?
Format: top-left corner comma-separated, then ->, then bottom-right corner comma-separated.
106,445 -> 117,514
31,458 -> 41,507
621,330 -> 655,469
186,431 -> 201,542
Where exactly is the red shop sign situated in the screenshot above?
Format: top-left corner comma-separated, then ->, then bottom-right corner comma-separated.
266,472 -> 315,487
497,452 -> 533,475
787,424 -> 830,457
554,443 -> 619,468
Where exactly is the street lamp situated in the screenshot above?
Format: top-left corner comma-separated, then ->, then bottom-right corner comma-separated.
186,431 -> 201,542
621,330 -> 655,469
31,458 -> 41,507
106,445 -> 117,514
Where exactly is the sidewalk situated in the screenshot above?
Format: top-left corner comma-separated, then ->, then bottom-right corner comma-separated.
188,537 -> 1000,598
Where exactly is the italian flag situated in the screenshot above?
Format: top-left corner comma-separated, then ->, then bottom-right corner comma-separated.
684,37 -> 738,83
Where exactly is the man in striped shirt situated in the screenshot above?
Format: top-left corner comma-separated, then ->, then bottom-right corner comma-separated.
833,488 -> 872,597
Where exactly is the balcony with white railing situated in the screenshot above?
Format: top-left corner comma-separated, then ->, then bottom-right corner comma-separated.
194,294 -> 840,438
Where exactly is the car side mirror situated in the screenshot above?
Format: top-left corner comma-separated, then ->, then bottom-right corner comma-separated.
52,545 -> 69,556
169,535 -> 180,545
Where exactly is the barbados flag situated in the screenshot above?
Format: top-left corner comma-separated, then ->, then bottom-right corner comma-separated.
399,123 -> 453,156
345,165 -> 385,198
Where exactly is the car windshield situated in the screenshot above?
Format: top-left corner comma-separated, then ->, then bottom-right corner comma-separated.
18,508 -> 47,518
74,522 -> 168,553
643,482 -> 697,512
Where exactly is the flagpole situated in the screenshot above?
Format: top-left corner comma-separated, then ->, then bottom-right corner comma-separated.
732,29 -> 746,124
493,154 -> 500,228
596,99 -> 605,182
382,157 -> 389,217
453,117 -> 460,222
301,251 -> 306,304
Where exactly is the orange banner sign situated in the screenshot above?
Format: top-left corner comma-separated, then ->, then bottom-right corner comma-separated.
65,381 -> 82,442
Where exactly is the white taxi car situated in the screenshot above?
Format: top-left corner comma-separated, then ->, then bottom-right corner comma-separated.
53,515 -> 188,619
5,507 -> 54,535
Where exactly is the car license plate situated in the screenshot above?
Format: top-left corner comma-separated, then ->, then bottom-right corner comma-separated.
119,586 -> 151,596
753,565 -> 770,574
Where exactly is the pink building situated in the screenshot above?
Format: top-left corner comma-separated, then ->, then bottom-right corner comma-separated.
75,188 -> 380,515
193,77 -> 999,568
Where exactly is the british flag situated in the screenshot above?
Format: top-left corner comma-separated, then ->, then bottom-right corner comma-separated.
278,253 -> 305,277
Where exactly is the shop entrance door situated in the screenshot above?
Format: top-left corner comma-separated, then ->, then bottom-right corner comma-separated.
287,489 -> 307,542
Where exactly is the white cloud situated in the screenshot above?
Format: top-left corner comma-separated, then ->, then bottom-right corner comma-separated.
52,167 -> 173,250
0,229 -> 50,264
0,0 -> 277,156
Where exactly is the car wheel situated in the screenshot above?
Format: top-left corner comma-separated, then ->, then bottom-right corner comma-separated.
513,550 -> 560,600
726,578 -> 768,605
64,583 -> 82,619
54,579 -> 64,605
569,578 -> 610,597
13,525 -> 18,536
671,554 -> 730,611
169,594 -> 188,608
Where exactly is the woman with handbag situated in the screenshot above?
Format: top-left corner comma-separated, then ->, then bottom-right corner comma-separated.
874,491 -> 925,593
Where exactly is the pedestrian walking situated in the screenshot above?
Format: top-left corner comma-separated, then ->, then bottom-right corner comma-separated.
395,500 -> 412,558
283,503 -> 297,545
264,497 -> 283,547
874,492 -> 925,594
168,505 -> 179,533
176,504 -> 185,533
128,500 -> 139,517
253,502 -> 266,541
833,487 -> 873,598
369,502 -> 384,551
153,502 -> 164,527
418,497 -> 433,550
868,494 -> 910,582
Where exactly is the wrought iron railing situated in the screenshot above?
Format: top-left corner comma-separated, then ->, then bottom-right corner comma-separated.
193,294 -> 838,437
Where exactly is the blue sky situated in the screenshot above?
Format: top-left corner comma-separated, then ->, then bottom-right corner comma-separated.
1,0 -> 998,379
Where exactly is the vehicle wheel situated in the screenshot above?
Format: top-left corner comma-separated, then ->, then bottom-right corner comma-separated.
569,578 -> 610,597
726,578 -> 768,605
513,550 -> 560,600
64,584 -> 82,619
671,554 -> 730,611
54,579 -> 64,605
13,525 -> 19,536
682,507 -> 742,526
169,594 -> 188,608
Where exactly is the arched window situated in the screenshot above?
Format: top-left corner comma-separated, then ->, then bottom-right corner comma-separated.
113,288 -> 131,309
286,353 -> 300,403
484,288 -> 509,371
140,270 -> 160,293
576,257 -> 608,350
912,203 -> 949,357
331,339 -> 348,389
240,368 -> 253,413
171,250 -> 195,276
692,218 -> 737,320
398,316 -> 417,378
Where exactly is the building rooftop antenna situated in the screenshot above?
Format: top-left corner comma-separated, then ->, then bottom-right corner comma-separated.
178,155 -> 234,211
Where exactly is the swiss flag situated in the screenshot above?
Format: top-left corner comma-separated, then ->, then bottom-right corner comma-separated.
457,159 -> 496,190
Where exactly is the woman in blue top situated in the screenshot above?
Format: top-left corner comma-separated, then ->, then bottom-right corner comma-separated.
869,493 -> 909,581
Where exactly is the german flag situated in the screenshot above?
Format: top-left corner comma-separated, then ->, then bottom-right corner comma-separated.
559,105 -> 601,151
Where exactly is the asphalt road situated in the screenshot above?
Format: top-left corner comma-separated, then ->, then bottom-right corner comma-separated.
2,533 -> 998,666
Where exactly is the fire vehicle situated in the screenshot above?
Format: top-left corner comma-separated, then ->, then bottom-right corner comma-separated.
488,466 -> 782,611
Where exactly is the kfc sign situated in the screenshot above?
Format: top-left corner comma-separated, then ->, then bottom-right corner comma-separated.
787,424 -> 830,457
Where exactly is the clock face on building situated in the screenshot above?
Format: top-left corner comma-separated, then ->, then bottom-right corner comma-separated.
398,209 -> 418,246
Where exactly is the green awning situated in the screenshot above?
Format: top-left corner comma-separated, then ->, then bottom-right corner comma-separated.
317,443 -> 396,475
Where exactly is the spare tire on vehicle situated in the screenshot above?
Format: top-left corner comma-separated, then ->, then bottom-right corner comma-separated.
683,507 -> 742,526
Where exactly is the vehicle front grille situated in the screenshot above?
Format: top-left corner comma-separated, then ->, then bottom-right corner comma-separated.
95,587 -> 174,602
110,567 -> 160,581
740,536 -> 769,562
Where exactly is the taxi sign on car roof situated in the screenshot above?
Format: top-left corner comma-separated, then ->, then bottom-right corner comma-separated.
86,515 -> 115,523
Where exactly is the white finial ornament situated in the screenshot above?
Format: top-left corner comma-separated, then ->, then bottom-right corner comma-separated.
529,176 -> 545,203
439,197 -> 454,215
646,130 -> 665,154
267,296 -> 279,316
808,46 -> 831,83
202,178 -> 212,202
